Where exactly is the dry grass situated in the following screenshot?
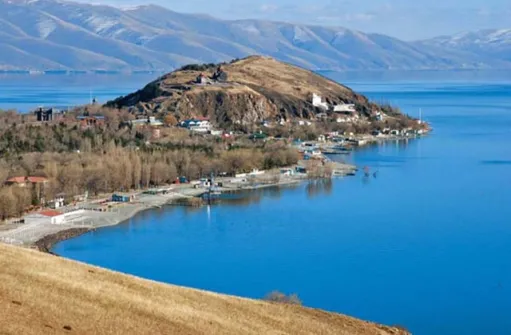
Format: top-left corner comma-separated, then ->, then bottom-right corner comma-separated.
162,56 -> 355,102
227,56 -> 353,100
0,243 -> 408,335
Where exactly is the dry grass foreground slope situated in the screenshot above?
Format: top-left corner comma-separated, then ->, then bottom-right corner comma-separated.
0,243 -> 408,335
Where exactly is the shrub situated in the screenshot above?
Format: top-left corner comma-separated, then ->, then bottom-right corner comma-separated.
263,291 -> 302,305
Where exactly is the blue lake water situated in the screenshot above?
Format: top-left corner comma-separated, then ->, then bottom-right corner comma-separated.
0,74 -> 158,111
8,72 -> 510,334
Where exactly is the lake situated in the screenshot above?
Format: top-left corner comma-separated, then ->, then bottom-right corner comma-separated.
0,73 -> 158,112
8,71 -> 510,334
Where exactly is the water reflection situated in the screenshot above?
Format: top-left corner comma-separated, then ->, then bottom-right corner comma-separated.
306,179 -> 333,198
219,186 -> 294,206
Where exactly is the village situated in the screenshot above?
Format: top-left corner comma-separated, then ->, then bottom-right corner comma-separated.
0,63 -> 429,249
0,148 -> 357,248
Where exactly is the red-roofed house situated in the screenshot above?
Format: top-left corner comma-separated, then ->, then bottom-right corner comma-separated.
5,176 -> 48,187
24,209 -> 65,225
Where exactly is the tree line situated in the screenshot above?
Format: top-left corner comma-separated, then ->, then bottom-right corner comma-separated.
0,110 -> 299,220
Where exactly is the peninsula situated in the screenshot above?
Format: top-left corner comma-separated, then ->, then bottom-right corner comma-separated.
0,55 -> 423,334
0,55 -> 427,235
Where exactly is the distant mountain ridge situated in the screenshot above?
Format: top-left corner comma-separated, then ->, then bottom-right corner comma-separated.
0,0 -> 510,72
416,29 -> 511,64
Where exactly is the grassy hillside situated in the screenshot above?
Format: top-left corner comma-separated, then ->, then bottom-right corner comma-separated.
0,243 -> 408,335
109,56 -> 410,126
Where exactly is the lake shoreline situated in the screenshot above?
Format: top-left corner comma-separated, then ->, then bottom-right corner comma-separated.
33,174 -> 337,254
2,133 -> 423,253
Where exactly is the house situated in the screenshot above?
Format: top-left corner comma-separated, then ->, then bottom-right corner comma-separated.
179,117 -> 211,132
312,93 -> 329,110
317,135 -> 326,142
34,107 -> 63,122
24,210 -> 65,225
112,194 -> 132,202
130,116 -> 164,127
5,176 -> 48,187
48,194 -> 65,209
174,176 -> 189,184
248,169 -> 265,176
77,115 -> 106,129
333,103 -> 356,113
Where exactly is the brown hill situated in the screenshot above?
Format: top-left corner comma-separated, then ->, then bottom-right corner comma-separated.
109,56 -> 397,125
0,243 -> 409,335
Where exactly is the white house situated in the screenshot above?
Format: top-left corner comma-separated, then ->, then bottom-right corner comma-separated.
24,210 -> 65,225
312,93 -> 329,110
190,120 -> 211,132
130,116 -> 164,127
48,194 -> 65,209
334,103 -> 356,113
180,118 -> 212,133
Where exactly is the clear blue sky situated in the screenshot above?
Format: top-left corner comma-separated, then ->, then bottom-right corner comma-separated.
102,0 -> 510,40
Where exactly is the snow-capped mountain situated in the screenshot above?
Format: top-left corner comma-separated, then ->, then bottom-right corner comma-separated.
0,0 -> 510,71
417,29 -> 511,62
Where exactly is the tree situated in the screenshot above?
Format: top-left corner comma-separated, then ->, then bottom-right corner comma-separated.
12,187 -> 31,217
0,188 -> 17,220
58,162 -> 83,197
163,114 -> 178,127
151,161 -> 169,186
131,153 -> 142,189
141,162 -> 151,188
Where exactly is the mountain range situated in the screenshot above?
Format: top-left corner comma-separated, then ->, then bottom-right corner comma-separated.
0,0 -> 510,72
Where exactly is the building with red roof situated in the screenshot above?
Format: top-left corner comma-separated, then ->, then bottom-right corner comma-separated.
24,209 -> 65,225
5,176 -> 48,187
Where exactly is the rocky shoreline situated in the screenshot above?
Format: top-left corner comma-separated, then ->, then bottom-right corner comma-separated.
34,228 -> 91,254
